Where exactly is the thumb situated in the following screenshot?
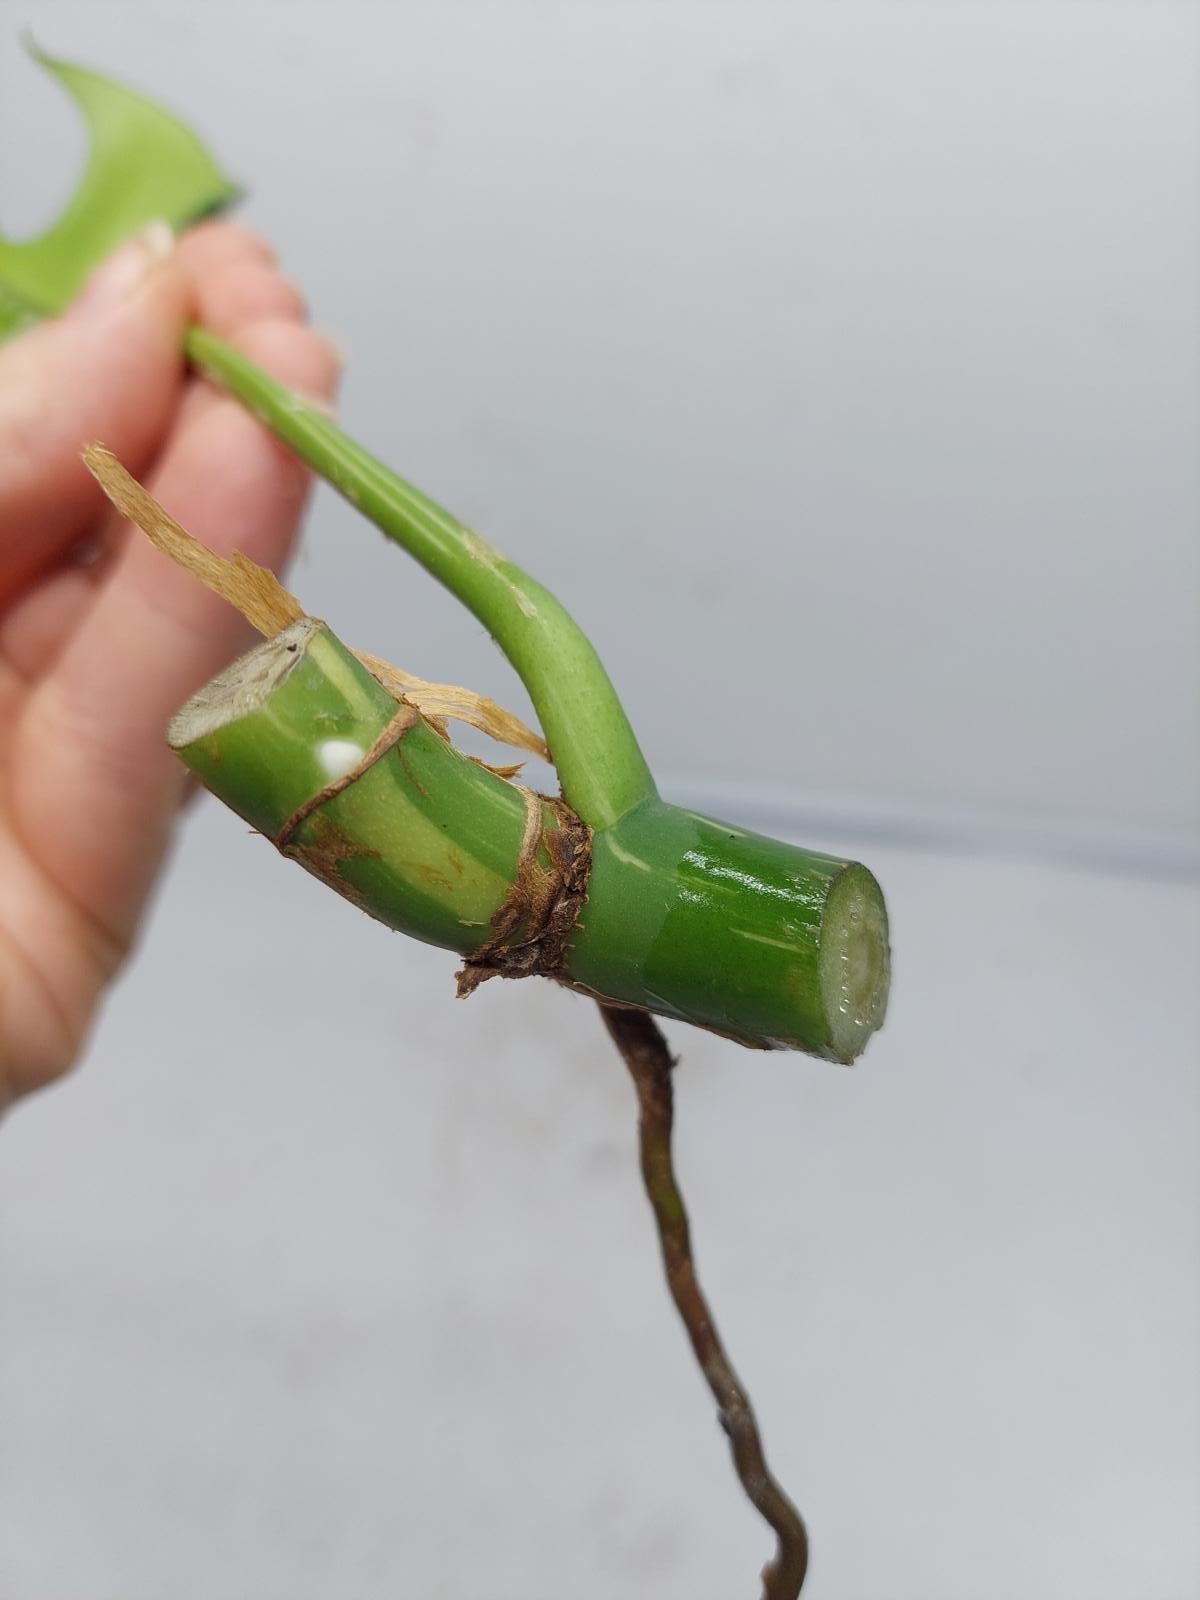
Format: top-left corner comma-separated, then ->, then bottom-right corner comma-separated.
0,223 -> 192,600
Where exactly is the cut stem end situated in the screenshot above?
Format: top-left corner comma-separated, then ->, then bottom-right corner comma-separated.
821,864 -> 891,1065
168,619 -> 319,749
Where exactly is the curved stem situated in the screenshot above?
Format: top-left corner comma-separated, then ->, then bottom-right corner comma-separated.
183,326 -> 656,830
600,1003 -> 809,1599
169,619 -> 553,953
97,445 -> 890,1062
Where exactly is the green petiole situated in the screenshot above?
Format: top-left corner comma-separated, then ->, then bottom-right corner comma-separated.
183,326 -> 656,831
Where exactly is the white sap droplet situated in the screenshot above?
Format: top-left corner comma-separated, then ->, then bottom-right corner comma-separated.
318,739 -> 365,779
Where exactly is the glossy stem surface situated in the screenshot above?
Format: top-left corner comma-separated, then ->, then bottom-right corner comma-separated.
575,800 -> 889,1062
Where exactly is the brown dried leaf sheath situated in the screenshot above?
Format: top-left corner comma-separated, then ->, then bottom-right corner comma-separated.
82,444 -> 550,763
357,653 -> 550,766
456,789 -> 592,996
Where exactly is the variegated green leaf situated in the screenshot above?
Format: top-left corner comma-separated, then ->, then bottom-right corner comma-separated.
0,38 -> 238,336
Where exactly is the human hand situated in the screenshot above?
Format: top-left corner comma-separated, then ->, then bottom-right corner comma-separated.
0,221 -> 340,1108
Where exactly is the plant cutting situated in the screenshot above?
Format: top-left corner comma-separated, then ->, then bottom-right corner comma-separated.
4,42 -> 892,1597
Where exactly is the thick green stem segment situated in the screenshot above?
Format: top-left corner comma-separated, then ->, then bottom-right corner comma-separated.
173,624 -> 889,1059
169,619 -> 563,955
183,327 -> 655,832
575,803 -> 889,1062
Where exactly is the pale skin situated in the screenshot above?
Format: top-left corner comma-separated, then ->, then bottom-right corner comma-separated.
0,221 -> 340,1109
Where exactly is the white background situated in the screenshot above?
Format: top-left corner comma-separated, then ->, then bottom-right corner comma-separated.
1,4 -> 1197,1598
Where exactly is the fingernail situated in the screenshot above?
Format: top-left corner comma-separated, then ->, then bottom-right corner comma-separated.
69,221 -> 175,319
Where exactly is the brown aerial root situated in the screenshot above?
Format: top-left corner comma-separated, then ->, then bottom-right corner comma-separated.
600,1003 -> 810,1600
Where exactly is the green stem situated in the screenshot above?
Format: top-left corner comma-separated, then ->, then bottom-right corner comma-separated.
576,800 -> 889,1063
170,618 -> 563,954
183,326 -> 655,831
3,47 -> 650,823
172,623 -> 890,1061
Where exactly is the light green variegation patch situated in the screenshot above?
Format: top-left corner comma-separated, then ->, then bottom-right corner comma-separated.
0,37 -> 238,336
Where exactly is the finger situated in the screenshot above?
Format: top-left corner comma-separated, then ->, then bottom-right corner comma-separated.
173,217 -> 277,275
0,543 -> 109,687
0,821 -> 123,1105
182,254 -> 307,336
0,226 -> 190,603
12,317 -> 341,949
2,237 -> 316,682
